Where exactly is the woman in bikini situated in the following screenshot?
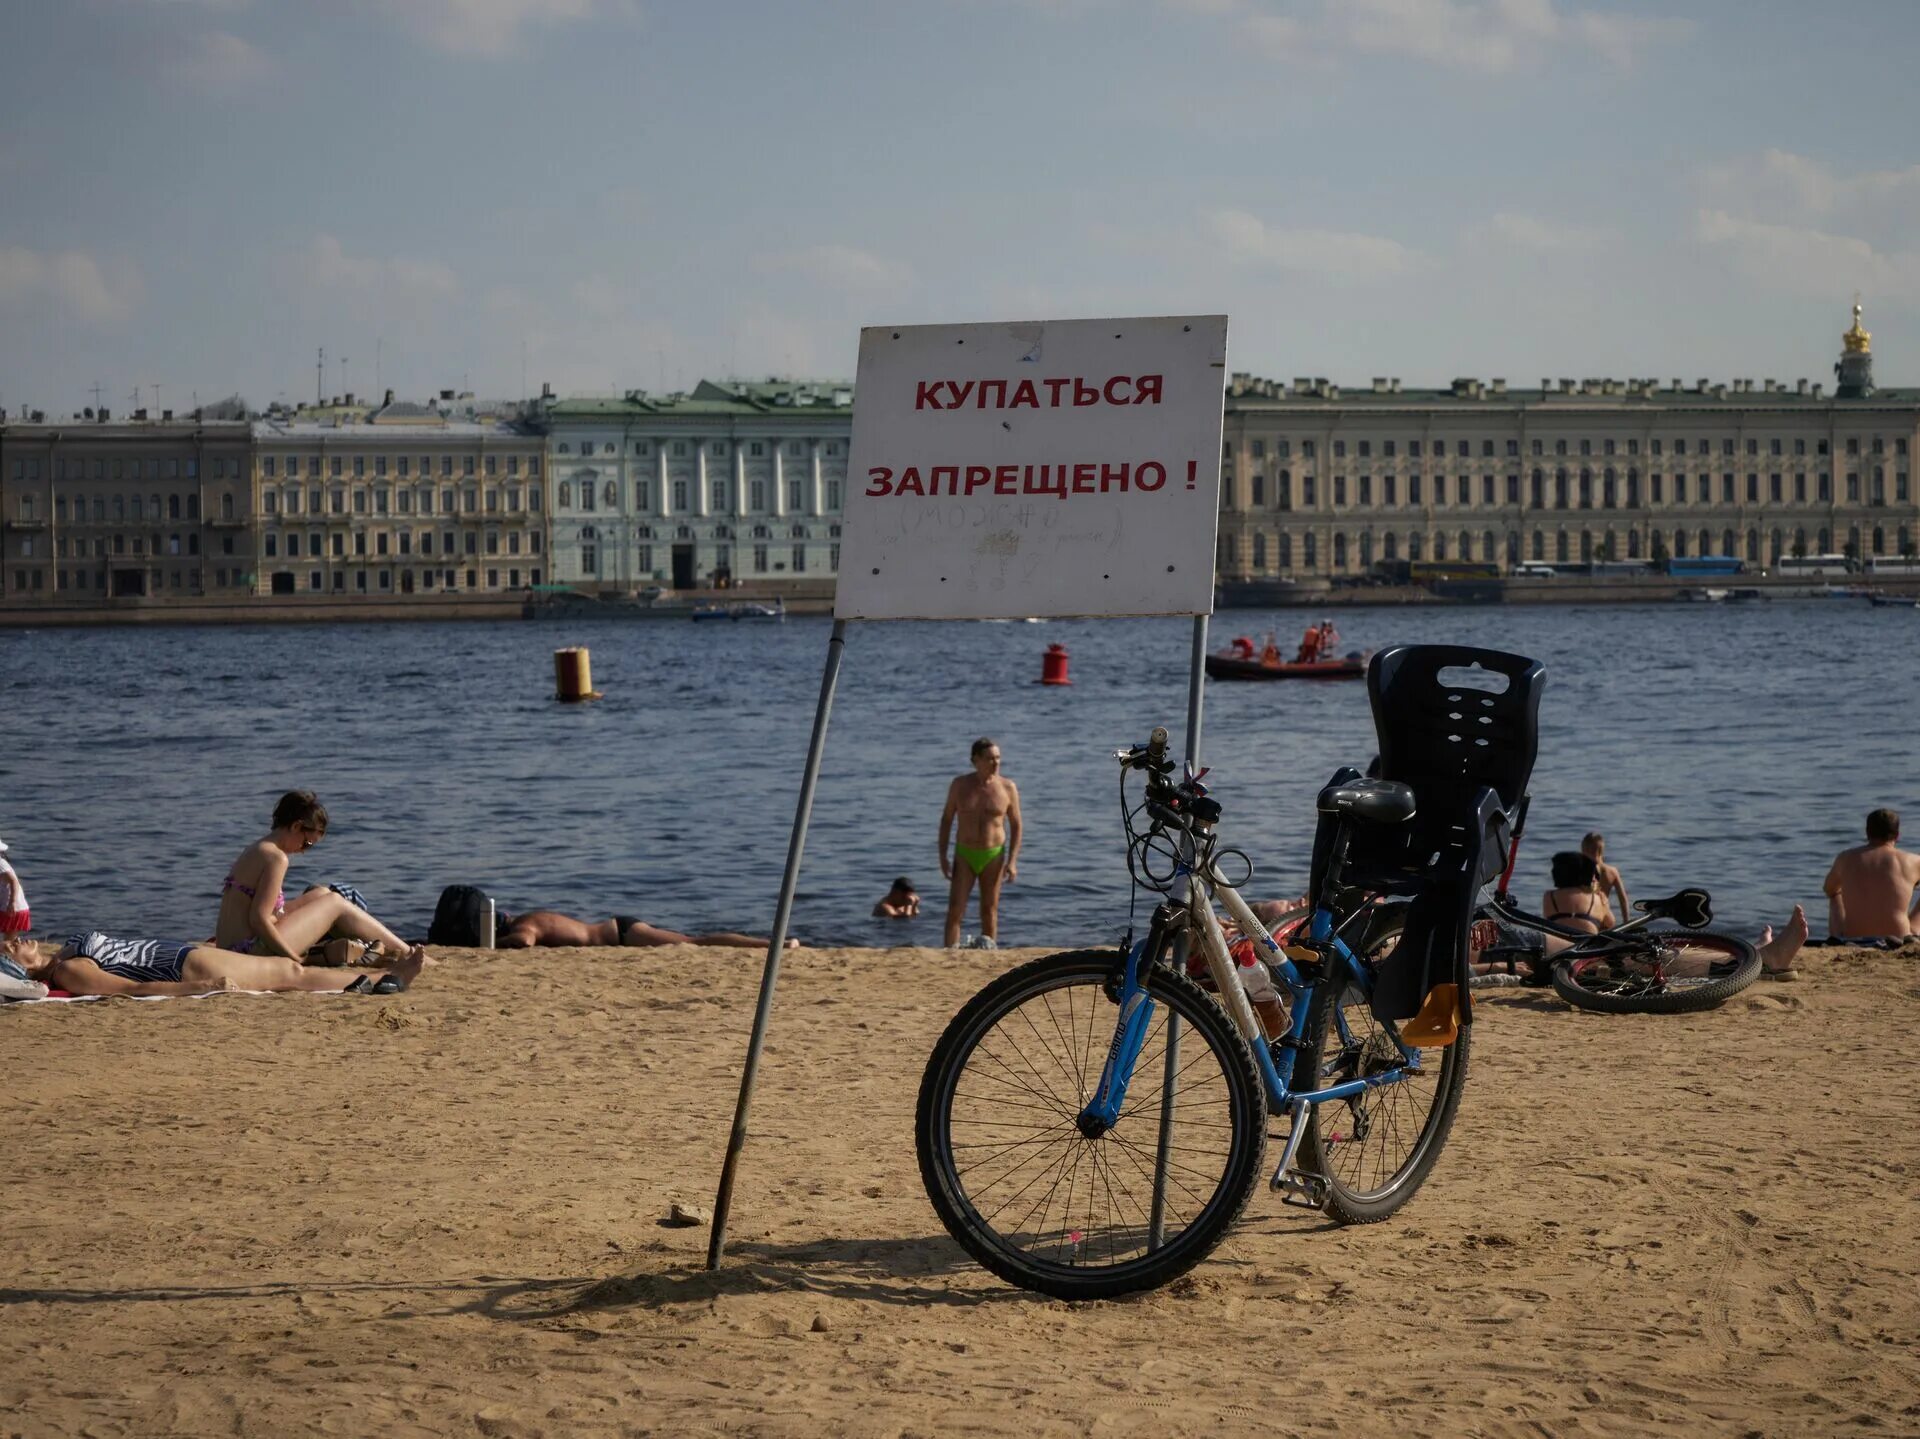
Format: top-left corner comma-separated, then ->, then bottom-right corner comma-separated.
3,931 -> 425,996
215,791 -> 422,965
939,737 -> 1022,949
1541,850 -> 1615,934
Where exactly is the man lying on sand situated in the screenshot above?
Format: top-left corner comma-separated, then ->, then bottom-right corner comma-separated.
495,909 -> 797,950
1472,904 -> 1809,982
3,932 -> 427,996
1821,808 -> 1920,943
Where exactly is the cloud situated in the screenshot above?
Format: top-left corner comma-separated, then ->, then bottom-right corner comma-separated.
296,235 -> 460,302
752,244 -> 916,298
1693,210 -> 1920,305
1464,211 -> 1610,253
373,0 -> 634,57
0,247 -> 143,323
1693,152 -> 1920,305
1180,0 -> 1689,73
1703,149 -> 1920,233
161,29 -> 275,92
1205,208 -> 1423,280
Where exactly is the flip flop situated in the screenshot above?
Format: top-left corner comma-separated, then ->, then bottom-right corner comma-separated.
344,974 -> 374,994
370,973 -> 406,995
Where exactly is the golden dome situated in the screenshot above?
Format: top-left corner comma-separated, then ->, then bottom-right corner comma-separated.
1844,299 -> 1871,354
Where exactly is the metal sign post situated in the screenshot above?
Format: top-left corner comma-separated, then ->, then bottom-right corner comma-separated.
706,315 -> 1228,1269
706,620 -> 848,1268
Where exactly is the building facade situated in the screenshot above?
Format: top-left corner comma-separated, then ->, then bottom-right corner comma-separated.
1217,310 -> 1920,580
250,398 -> 547,597
541,379 -> 851,592
0,414 -> 254,604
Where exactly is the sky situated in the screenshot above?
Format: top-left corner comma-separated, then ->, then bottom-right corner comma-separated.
3,0 -> 1919,414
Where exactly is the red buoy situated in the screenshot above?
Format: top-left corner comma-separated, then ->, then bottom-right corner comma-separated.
1039,643 -> 1072,686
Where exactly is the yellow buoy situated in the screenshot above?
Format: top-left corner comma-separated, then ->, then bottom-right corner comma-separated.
554,646 -> 602,702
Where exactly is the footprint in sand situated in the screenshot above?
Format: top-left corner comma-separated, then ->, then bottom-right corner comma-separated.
1738,991 -> 1805,1012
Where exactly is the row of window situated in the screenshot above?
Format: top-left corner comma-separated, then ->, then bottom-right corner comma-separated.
556,477 -> 845,514
8,456 -> 234,481
1230,435 -> 1908,461
576,523 -> 832,542
262,529 -> 545,559
574,544 -> 840,577
272,567 -> 542,594
45,532 -> 233,559
1242,468 -> 1913,511
1234,521 -> 1916,572
40,568 -> 242,593
260,485 -> 542,517
554,439 -> 844,458
41,493 -> 214,523
262,453 -> 540,479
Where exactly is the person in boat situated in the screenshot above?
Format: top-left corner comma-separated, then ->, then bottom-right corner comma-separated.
214,790 -> 423,966
939,737 -> 1022,949
495,909 -> 797,949
1822,808 -> 1920,941
3,931 -> 426,996
1260,633 -> 1282,666
1581,832 -> 1630,919
1542,850 -> 1615,933
1229,635 -> 1256,660
873,878 -> 921,918
1293,619 -> 1341,664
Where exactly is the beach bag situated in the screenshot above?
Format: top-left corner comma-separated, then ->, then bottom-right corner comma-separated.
428,885 -> 492,946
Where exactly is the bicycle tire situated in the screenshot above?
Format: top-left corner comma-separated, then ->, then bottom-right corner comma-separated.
1290,909 -> 1471,1225
1550,930 -> 1761,1015
916,949 -> 1266,1300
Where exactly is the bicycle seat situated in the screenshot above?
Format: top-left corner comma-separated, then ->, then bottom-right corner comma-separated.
1632,888 -> 1712,929
1316,778 -> 1416,825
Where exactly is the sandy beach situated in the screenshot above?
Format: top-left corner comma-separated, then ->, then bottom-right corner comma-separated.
4,941 -> 1916,1437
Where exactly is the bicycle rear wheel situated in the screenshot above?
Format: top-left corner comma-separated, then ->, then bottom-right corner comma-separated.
1290,910 -> 1471,1225
916,949 -> 1266,1300
1550,930 -> 1760,1014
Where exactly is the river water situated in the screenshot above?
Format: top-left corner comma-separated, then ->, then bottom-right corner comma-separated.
3,600 -> 1910,948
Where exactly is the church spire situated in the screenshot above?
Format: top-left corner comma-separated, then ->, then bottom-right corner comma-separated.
1835,296 -> 1875,398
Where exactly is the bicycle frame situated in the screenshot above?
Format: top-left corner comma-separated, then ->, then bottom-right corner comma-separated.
1078,806 -> 1428,1198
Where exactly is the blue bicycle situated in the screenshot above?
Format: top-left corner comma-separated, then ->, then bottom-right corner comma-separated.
916,645 -> 1543,1298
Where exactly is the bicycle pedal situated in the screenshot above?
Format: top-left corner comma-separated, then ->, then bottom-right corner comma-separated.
1272,1170 -> 1328,1209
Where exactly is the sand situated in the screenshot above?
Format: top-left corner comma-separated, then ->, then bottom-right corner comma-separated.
4,941 -> 1917,1437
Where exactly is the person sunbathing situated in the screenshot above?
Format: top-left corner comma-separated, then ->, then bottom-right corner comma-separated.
495,909 -> 797,950
1470,904 -> 1809,983
3,932 -> 427,997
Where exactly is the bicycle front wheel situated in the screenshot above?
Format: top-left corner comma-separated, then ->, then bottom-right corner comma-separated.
1290,910 -> 1470,1224
916,949 -> 1266,1300
1551,930 -> 1760,1014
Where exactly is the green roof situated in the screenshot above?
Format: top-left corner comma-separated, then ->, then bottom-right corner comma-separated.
544,377 -> 853,421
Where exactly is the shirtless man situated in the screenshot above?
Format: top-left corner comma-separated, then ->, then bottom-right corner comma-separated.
1822,808 -> 1920,939
1581,832 -> 1630,919
940,737 -> 1023,948
496,909 -> 796,950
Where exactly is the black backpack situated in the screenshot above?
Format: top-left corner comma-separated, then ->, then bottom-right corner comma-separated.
428,885 -> 493,946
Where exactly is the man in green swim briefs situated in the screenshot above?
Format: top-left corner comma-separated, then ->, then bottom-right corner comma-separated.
940,736 -> 1023,948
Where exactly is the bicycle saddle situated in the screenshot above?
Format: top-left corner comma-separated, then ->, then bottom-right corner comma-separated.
1316,777 -> 1417,825
1632,888 -> 1712,929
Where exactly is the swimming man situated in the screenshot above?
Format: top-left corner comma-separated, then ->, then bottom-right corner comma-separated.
940,737 -> 1022,948
1822,808 -> 1920,940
